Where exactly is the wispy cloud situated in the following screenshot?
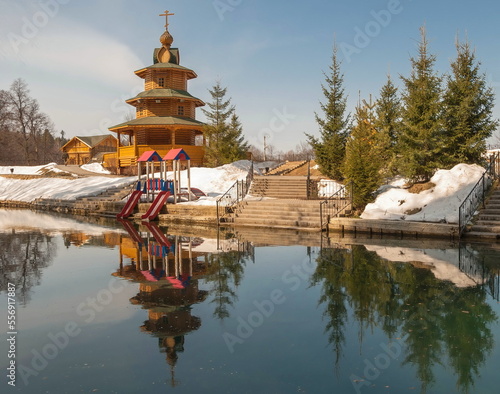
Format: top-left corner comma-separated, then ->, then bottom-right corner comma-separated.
1,15 -> 143,88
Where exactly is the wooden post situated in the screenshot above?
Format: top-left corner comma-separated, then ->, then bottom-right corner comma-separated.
173,160 -> 178,204
187,159 -> 191,201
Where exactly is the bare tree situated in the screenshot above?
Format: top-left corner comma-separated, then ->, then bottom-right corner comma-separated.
2,79 -> 60,165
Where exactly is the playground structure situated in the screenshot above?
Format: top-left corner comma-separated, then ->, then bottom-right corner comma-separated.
116,149 -> 194,220
117,219 -> 196,284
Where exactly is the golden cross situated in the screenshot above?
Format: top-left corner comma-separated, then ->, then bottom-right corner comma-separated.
159,10 -> 175,28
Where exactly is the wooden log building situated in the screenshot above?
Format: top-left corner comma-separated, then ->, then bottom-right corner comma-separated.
61,134 -> 117,165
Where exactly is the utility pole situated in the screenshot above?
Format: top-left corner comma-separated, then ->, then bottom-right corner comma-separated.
263,135 -> 268,161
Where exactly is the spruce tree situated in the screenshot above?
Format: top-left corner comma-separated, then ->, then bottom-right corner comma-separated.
399,27 -> 443,183
202,82 -> 248,167
307,44 -> 350,180
220,113 -> 249,164
343,100 -> 382,209
375,75 -> 401,176
442,38 -> 498,166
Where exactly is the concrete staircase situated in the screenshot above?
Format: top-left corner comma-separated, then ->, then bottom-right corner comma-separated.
79,182 -> 136,203
249,176 -> 310,199
466,184 -> 500,240
266,161 -> 308,176
232,199 -> 322,230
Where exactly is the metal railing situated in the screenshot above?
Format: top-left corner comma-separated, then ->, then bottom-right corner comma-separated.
458,152 -> 500,237
216,162 -> 254,223
459,243 -> 500,301
319,182 -> 354,232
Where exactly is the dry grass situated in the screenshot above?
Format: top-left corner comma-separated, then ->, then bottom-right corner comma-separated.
407,182 -> 436,194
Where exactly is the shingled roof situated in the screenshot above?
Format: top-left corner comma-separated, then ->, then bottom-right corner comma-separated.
126,88 -> 204,106
109,116 -> 205,130
61,134 -> 116,150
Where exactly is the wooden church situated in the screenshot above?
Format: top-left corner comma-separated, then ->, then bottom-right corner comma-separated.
109,11 -> 205,174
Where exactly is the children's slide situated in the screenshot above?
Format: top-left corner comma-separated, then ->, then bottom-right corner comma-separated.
116,189 -> 143,219
142,221 -> 172,248
141,191 -> 171,221
117,218 -> 144,245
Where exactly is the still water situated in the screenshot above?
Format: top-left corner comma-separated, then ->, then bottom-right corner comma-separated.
1,209 -> 500,393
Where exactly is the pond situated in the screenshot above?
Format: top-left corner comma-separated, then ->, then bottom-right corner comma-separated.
1,209 -> 500,393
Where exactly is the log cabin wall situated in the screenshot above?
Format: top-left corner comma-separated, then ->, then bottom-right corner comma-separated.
144,70 -> 187,91
139,101 -> 195,118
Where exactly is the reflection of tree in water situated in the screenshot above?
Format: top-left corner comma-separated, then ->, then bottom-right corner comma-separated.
310,248 -> 349,370
204,250 -> 250,320
0,231 -> 56,305
312,244 -> 497,393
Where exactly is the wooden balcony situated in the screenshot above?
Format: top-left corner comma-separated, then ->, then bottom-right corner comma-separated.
117,145 -> 205,167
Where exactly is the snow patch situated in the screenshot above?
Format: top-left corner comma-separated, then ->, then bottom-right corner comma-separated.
81,163 -> 111,174
361,164 -> 486,224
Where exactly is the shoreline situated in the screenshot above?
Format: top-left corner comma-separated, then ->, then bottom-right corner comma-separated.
0,198 -> 466,242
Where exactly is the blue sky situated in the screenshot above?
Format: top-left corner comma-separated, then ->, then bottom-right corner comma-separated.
1,0 -> 499,152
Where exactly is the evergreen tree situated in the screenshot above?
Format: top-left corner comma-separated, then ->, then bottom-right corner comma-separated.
202,82 -> 248,167
442,38 -> 498,166
220,113 -> 249,164
375,75 -> 401,176
307,44 -> 350,180
343,100 -> 382,209
399,27 -> 443,183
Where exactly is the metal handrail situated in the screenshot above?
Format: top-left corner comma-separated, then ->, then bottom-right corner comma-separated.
458,152 -> 500,236
319,182 -> 354,232
216,162 -> 254,223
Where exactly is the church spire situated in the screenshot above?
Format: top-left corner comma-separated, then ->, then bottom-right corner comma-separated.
159,10 -> 175,49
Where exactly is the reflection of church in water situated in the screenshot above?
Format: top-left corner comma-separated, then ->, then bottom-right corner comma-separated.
113,219 -> 251,386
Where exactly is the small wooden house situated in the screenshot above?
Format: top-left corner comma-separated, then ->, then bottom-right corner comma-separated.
61,135 -> 117,165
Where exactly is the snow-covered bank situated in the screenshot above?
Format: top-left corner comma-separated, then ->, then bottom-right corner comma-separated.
0,209 -> 124,235
0,175 -> 137,202
361,164 -> 486,224
0,162 -> 64,175
365,245 -> 484,288
0,161 -> 254,203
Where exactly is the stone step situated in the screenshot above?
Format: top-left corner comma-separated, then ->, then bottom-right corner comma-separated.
250,191 -> 309,197
236,205 -> 321,214
237,207 -> 320,215
233,217 -> 321,229
236,213 -> 321,222
480,209 -> 500,215
243,199 -> 322,206
475,220 -> 500,226
464,231 -> 500,240
469,225 -> 500,233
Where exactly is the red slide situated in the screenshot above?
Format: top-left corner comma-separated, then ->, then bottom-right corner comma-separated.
142,221 -> 172,248
116,190 -> 143,219
141,191 -> 171,221
117,218 -> 144,245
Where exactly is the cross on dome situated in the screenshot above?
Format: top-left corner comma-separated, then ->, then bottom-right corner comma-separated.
159,10 -> 175,29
